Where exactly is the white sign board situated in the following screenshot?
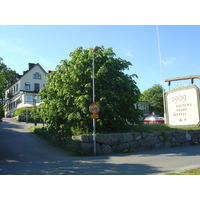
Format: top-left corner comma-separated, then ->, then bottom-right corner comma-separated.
166,85 -> 200,127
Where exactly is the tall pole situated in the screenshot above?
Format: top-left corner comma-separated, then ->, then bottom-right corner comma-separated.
33,93 -> 37,126
92,50 -> 96,156
92,51 -> 95,103
92,46 -> 99,156
156,25 -> 167,123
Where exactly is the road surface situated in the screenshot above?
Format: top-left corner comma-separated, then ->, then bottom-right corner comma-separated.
0,118 -> 200,175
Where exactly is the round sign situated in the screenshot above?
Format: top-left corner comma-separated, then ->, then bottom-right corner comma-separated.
89,103 -> 100,114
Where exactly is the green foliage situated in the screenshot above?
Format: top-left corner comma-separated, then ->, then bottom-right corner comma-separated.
14,107 -> 43,123
0,58 -> 17,93
38,46 -> 142,137
0,58 -> 17,118
140,84 -> 164,115
65,138 -> 82,156
29,107 -> 43,122
0,104 -> 3,119
14,107 -> 32,116
30,126 -> 81,156
161,131 -> 168,142
132,124 -> 200,133
166,168 -> 200,175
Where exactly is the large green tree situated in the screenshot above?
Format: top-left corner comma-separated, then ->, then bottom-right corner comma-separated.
0,58 -> 17,118
38,46 -> 142,136
140,84 -> 164,115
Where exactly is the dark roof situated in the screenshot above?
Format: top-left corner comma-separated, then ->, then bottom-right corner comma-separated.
4,63 -> 47,91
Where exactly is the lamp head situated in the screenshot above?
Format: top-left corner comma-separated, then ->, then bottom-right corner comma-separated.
92,46 -> 100,53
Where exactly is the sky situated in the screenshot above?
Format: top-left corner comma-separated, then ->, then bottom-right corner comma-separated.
1,25 -> 200,92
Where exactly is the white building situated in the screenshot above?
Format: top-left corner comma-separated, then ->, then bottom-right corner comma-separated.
135,101 -> 150,116
4,63 -> 48,117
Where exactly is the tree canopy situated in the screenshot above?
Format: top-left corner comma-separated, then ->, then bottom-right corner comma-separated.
38,46 -> 142,136
0,58 -> 17,93
140,84 -> 164,115
0,58 -> 17,118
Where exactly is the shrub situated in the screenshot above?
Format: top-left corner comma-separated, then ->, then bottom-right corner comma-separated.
14,107 -> 32,116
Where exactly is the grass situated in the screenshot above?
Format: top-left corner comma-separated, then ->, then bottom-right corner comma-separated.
29,125 -> 43,132
28,122 -> 200,135
132,124 -> 200,133
166,168 -> 200,175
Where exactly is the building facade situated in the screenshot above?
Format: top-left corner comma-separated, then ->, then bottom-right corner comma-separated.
4,63 -> 47,117
135,101 -> 150,116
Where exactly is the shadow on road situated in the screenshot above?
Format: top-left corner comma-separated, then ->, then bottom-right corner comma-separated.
0,157 -> 164,175
125,145 -> 200,157
0,119 -> 26,130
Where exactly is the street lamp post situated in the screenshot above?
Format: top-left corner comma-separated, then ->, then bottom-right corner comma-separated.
33,93 -> 37,126
92,46 -> 99,156
156,25 -> 166,123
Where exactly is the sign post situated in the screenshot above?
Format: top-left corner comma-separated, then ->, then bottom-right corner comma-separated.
91,46 -> 100,156
166,85 -> 200,127
26,110 -> 29,122
89,103 -> 100,155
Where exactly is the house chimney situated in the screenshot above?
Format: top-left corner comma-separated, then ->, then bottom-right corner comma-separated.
28,63 -> 36,70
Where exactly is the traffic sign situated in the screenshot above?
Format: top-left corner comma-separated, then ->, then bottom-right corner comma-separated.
91,114 -> 99,119
89,103 -> 100,114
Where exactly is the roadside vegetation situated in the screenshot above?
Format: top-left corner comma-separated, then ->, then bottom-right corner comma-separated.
33,46 -> 143,138
139,84 -> 164,116
0,57 -> 17,119
29,123 -> 200,136
166,168 -> 200,175
29,123 -> 200,156
132,124 -> 200,133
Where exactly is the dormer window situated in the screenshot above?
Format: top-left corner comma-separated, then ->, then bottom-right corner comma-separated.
33,72 -> 41,79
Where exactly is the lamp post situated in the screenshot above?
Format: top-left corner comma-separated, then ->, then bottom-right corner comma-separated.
92,46 -> 99,156
156,25 -> 166,123
33,92 -> 37,126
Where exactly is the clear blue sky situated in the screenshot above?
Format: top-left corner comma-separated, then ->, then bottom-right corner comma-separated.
1,25 -> 200,92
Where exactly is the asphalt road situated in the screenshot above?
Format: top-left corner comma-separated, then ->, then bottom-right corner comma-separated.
1,118 -> 200,175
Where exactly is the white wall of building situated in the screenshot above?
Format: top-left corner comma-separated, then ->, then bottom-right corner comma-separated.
4,64 -> 47,117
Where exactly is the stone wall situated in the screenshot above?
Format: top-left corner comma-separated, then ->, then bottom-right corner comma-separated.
14,115 -> 37,122
14,115 -> 28,122
72,130 -> 200,155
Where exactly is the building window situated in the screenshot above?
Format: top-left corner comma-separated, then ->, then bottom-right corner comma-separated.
25,95 -> 33,102
16,84 -> 18,92
36,97 -> 40,103
33,72 -> 41,79
25,82 -> 31,90
34,83 -> 40,92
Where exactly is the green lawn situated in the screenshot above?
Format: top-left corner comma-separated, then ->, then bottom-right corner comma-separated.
132,124 -> 200,133
30,124 -> 200,135
166,168 -> 200,175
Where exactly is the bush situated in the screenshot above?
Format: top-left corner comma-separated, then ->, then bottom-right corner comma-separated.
0,104 -> 4,119
14,107 -> 32,116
